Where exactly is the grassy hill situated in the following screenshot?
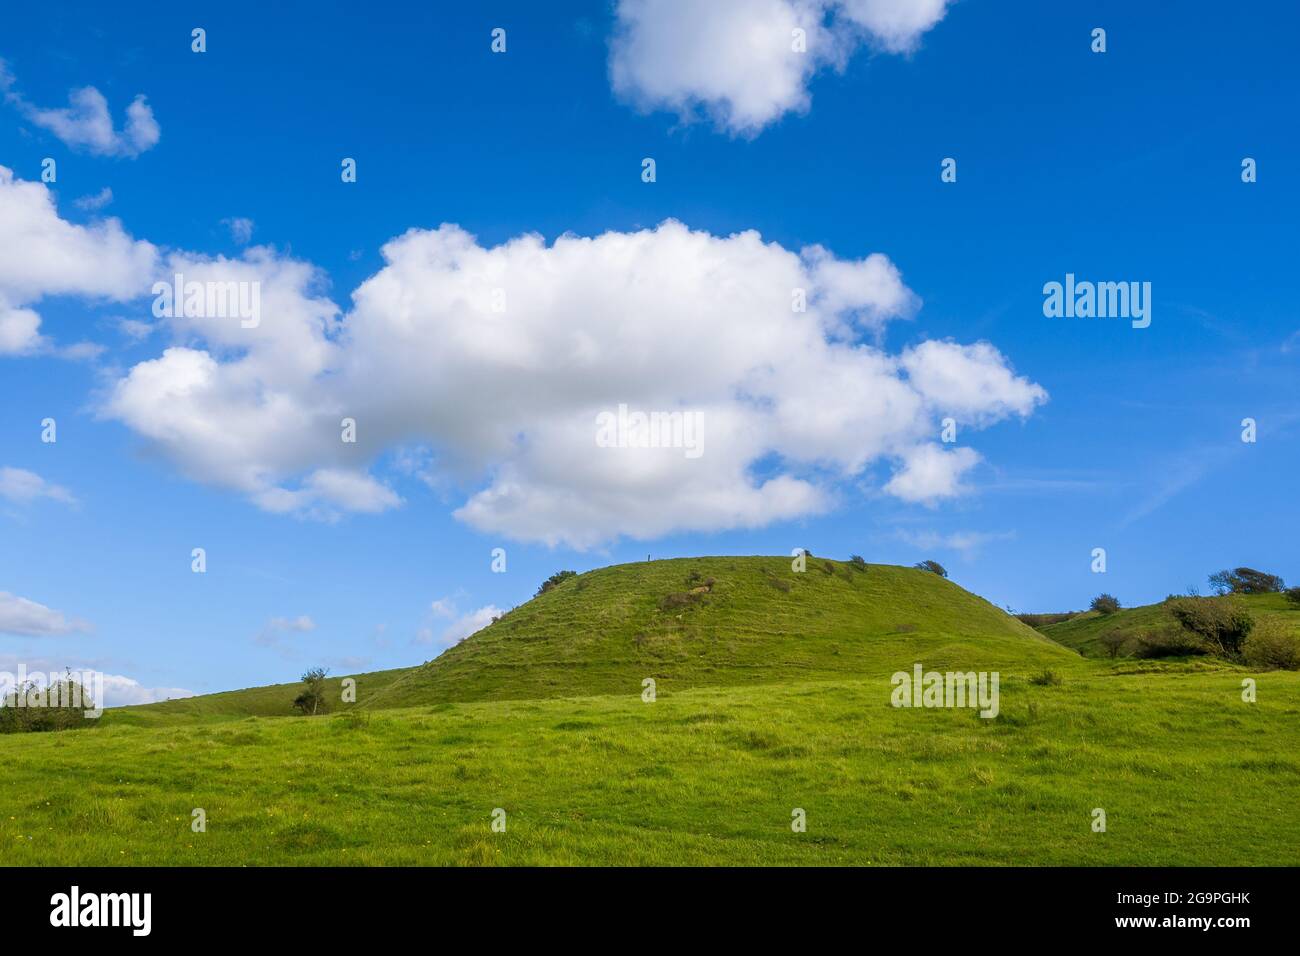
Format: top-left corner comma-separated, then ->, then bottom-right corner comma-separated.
1039,593 -> 1300,658
109,554 -> 1076,723
6,556 -> 1299,866
367,557 -> 1081,708
110,557 -> 1077,724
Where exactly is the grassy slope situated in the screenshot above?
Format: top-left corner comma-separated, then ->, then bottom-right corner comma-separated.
365,558 -> 1078,709
1041,593 -> 1300,658
107,558 -> 1072,726
107,668 -> 413,728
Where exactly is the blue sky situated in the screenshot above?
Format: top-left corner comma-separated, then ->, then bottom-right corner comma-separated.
1,0 -> 1296,703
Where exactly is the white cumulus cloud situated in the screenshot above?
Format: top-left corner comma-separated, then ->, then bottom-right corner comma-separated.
883,444 -> 981,504
95,217 -> 1044,545
0,166 -> 157,355
609,0 -> 952,135
0,170 -> 1045,546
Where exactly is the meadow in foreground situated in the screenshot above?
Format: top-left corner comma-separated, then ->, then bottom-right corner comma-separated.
4,665 -> 1297,866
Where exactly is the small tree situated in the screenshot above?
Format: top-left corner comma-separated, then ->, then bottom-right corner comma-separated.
1099,631 -> 1130,658
848,555 -> 867,571
536,570 -> 577,597
914,560 -> 947,578
1285,587 -> 1300,607
1208,567 -> 1285,595
293,667 -> 329,716
1090,593 -> 1121,615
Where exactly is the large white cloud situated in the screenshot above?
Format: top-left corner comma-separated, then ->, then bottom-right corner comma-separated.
95,214 -> 1043,546
0,170 -> 1045,546
609,0 -> 952,135
0,166 -> 157,355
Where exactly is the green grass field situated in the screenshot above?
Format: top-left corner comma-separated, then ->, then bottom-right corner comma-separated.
5,558 -> 1298,865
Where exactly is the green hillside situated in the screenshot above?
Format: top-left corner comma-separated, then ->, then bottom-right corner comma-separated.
109,557 -> 1076,725
364,557 -> 1079,708
1040,593 -> 1300,658
107,668 -> 413,728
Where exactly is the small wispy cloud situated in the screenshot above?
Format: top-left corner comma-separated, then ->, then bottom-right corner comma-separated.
897,528 -> 1016,558
0,59 -> 159,158
117,318 -> 154,341
74,187 -> 113,212
0,591 -> 90,637
0,466 -> 76,506
254,614 -> 316,654
222,217 -> 254,244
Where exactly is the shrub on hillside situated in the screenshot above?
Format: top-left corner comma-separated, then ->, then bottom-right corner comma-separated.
1208,567 -> 1286,595
1167,597 -> 1254,658
914,560 -> 948,578
1029,670 -> 1063,686
849,555 -> 867,571
0,675 -> 99,734
1286,587 -> 1300,607
1131,626 -> 1209,659
536,570 -> 577,597
659,591 -> 702,611
1090,593 -> 1121,615
1242,620 -> 1300,670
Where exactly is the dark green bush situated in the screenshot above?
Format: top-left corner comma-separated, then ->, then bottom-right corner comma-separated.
1132,625 -> 1209,659
536,570 -> 577,597
1242,621 -> 1300,670
0,677 -> 99,734
914,560 -> 948,578
1090,593 -> 1121,615
1167,597 -> 1254,657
